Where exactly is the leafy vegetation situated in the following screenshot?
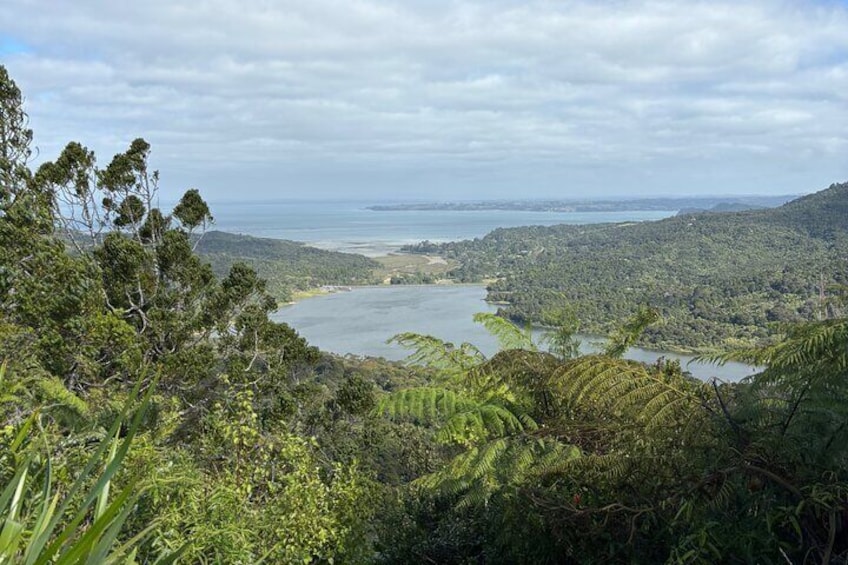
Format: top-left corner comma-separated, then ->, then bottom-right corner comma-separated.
0,65 -> 375,562
376,307 -> 848,563
2,64 -> 847,564
0,369 -> 183,564
195,230 -> 380,301
404,185 -> 848,351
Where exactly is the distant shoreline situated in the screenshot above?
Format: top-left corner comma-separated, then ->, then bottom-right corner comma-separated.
282,279 -> 486,307
365,194 -> 795,213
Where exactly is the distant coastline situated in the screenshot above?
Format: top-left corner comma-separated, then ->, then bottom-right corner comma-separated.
366,194 -> 797,213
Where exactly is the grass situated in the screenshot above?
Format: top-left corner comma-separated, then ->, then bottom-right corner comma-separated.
372,253 -> 459,283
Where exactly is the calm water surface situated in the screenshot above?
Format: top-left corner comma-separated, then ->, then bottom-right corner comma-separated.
207,200 -> 674,255
272,285 -> 759,382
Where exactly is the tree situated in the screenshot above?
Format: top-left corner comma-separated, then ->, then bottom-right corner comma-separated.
0,64 -> 365,562
0,65 -> 34,209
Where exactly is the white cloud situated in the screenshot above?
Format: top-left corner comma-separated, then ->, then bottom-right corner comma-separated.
1,0 -> 847,199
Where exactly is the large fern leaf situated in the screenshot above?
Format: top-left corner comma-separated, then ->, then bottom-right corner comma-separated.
388,333 -> 484,376
375,387 -> 536,445
472,313 -> 536,352
705,318 -> 848,379
554,355 -> 705,433
418,437 -> 581,507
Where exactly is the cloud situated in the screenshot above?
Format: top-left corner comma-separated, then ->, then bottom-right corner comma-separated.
1,0 -> 847,199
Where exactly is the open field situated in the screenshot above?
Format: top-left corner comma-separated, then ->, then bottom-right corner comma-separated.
372,253 -> 459,283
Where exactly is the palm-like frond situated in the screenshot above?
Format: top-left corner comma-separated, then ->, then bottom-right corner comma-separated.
603,306 -> 660,358
705,318 -> 847,377
418,437 -> 580,507
702,317 -> 848,458
472,313 -> 536,352
388,333 -> 484,376
384,317 -> 583,510
376,387 -> 476,422
765,319 -> 847,377
553,355 -> 705,433
536,451 -> 632,484
435,403 -> 536,445
375,387 -> 535,445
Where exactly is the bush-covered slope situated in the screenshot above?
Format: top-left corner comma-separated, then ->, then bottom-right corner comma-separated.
196,230 -> 380,299
4,64 -> 848,563
409,183 -> 848,351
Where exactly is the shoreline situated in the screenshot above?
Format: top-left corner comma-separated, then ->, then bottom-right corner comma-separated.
272,284 -> 760,381
281,282 -> 748,357
280,280 -> 488,307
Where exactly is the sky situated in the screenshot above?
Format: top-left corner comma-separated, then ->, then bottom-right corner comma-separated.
1,0 -> 847,201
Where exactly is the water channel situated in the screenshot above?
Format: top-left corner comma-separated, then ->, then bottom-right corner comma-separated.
271,285 -> 759,382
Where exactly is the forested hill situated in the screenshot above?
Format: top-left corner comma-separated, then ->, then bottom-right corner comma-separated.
410,182 -> 848,351
755,182 -> 848,238
4,61 -> 848,563
195,230 -> 380,299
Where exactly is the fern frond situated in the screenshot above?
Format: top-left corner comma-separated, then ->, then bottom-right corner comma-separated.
555,355 -> 704,433
435,403 -> 533,445
537,451 -> 631,484
388,332 -> 485,375
418,437 -> 580,506
555,355 -> 650,409
376,387 -> 535,445
603,306 -> 661,358
375,387 -> 476,422
704,318 -> 848,377
472,313 -> 536,352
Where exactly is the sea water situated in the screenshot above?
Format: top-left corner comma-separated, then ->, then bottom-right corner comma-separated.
205,199 -> 674,256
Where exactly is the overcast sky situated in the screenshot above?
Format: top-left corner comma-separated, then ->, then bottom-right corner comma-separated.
2,1 -> 847,201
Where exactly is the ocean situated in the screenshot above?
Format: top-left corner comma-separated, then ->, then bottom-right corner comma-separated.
204,199 -> 675,256
203,198 -> 755,379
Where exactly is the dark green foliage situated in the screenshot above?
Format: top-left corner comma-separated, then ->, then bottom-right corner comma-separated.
0,65 -> 33,206
195,230 -> 380,300
1,64 -> 376,562
376,309 -> 848,563
113,195 -> 146,227
98,138 -> 151,194
3,62 -> 848,564
0,372 -> 185,564
172,188 -> 212,232
412,184 -> 848,351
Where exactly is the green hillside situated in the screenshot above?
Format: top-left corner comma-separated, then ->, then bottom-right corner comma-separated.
4,63 -> 848,564
195,230 -> 380,300
408,182 -> 848,351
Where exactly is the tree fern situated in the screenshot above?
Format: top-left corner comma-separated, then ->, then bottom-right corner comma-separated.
704,316 -> 848,465
553,354 -> 706,433
472,313 -> 536,352
387,333 -> 484,378
375,387 -> 534,446
705,317 -> 847,380
417,437 -> 580,508
382,318 -> 581,507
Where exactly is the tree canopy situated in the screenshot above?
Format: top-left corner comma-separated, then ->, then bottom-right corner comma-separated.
2,64 -> 847,563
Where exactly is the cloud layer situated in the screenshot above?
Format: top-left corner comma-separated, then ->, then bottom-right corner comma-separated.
2,0 -> 847,199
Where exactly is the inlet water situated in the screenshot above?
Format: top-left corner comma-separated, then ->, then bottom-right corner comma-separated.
272,285 -> 759,382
